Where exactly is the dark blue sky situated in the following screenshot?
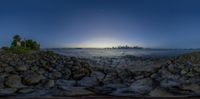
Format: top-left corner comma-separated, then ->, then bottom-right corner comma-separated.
1,0 -> 200,48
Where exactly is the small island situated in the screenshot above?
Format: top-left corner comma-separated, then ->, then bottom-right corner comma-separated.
106,45 -> 144,49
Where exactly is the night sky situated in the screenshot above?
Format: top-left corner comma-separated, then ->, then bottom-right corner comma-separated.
1,0 -> 200,48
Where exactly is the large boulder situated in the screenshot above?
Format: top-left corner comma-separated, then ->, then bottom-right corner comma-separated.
23,73 -> 43,85
5,75 -> 25,88
110,78 -> 154,96
129,78 -> 154,94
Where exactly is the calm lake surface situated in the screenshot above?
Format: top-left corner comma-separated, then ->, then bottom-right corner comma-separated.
49,48 -> 200,58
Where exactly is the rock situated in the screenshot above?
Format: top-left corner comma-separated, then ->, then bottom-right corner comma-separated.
91,86 -> 116,95
56,79 -> 76,88
30,65 -> 39,71
194,66 -> 200,73
103,83 -> 128,89
51,71 -> 62,79
16,65 -> 27,72
21,89 -> 50,97
110,87 -> 139,96
98,84 -> 128,96
129,78 -> 154,95
78,76 -> 97,87
181,70 -> 188,75
36,68 -> 46,75
5,75 -> 25,88
0,88 -> 17,96
23,73 -> 43,85
0,67 -> 4,73
186,71 -> 195,77
61,68 -> 71,79
45,80 -> 55,88
160,79 -> 181,88
135,75 -> 144,80
18,88 -> 35,94
93,71 -> 105,80
182,84 -> 200,94
4,66 -> 15,73
149,88 -> 175,97
71,65 -> 91,80
168,64 -> 178,73
53,87 -> 94,96
0,74 -> 7,88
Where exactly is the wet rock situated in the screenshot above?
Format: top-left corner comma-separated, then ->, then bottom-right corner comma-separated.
5,75 -> 25,88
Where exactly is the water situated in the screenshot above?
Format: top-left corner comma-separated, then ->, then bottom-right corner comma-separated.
49,48 -> 200,58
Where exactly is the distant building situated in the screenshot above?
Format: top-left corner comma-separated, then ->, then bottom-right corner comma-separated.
16,41 -> 21,47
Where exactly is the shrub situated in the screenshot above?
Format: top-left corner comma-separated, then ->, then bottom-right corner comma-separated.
2,35 -> 40,54
3,47 -> 31,54
23,39 -> 40,50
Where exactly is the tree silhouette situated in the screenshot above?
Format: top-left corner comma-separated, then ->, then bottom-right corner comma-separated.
11,35 -> 21,47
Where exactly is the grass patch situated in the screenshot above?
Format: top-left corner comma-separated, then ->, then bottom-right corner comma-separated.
1,47 -> 33,54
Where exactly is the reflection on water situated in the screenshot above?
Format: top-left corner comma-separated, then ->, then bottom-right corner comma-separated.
49,48 -> 200,58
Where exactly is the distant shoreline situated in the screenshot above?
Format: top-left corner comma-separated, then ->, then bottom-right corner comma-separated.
45,47 -> 200,50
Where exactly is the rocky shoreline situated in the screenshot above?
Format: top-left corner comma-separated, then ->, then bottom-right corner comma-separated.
0,50 -> 199,97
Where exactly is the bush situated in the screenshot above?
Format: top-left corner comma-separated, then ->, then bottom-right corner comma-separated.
2,35 -> 40,54
23,39 -> 40,50
3,47 -> 31,54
